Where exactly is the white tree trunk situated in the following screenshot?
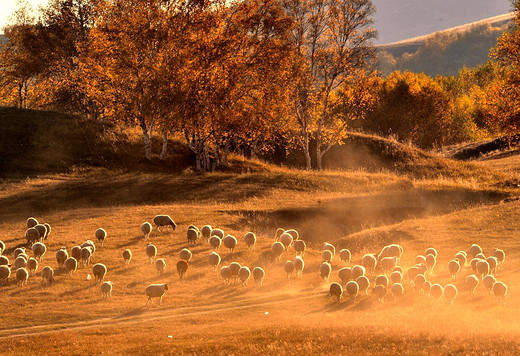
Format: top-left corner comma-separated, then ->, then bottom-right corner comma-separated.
159,131 -> 169,160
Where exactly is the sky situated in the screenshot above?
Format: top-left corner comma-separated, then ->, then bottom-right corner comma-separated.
0,0 -> 49,30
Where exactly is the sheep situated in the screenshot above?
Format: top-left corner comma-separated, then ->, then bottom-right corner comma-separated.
95,228 -> 107,247
390,271 -> 402,284
92,263 -> 107,284
27,217 -> 38,228
391,283 -> 404,300
387,244 -> 403,259
345,281 -> 359,300
492,281 -> 507,301
475,252 -> 486,260
201,225 -> 212,242
274,228 -> 285,241
43,223 -> 51,240
145,283 -> 168,305
0,265 -> 10,285
409,264 -> 428,282
380,257 -> 398,275
176,260 -> 189,281
486,257 -> 498,275
414,274 -> 426,293
425,254 -> 436,273
155,258 -> 166,275
469,244 -> 483,258
351,265 -> 366,280
41,266 -> 54,285
223,235 -> 238,254
187,227 -> 200,246
329,282 -> 343,302
470,258 -> 482,274
146,244 -> 157,264
322,243 -> 336,257
285,229 -> 299,241
220,266 -> 232,285
32,242 -> 46,262
244,232 -> 256,251
252,267 -> 265,286
465,274 -> 479,294
34,224 -> 48,241
210,236 -> 222,251
338,267 -> 352,284
0,240 -> 4,255
415,255 -> 426,265
454,252 -> 467,267
293,240 -> 306,257
153,215 -> 177,232
430,284 -> 444,300
448,260 -> 461,279
13,256 -> 27,270
423,281 -> 432,296
425,247 -> 438,258
356,275 -> 370,295
444,284 -> 458,304
71,246 -> 82,260
25,228 -> 40,245
14,247 -> 26,259
279,233 -> 293,249
208,252 -> 221,270
373,285 -> 387,303
81,240 -> 96,255
483,275 -> 496,293
101,281 -> 113,299
493,249 -> 505,267
283,260 -> 295,278
319,262 -> 332,282
179,248 -> 193,262
271,241 -> 285,261
476,260 -> 490,279
290,256 -> 303,279
339,249 -> 351,264
141,222 -> 153,240
375,275 -> 389,288
321,250 -> 333,263
0,255 -> 9,266
229,262 -> 242,284
361,254 -> 377,274
16,268 -> 29,287
65,257 -> 78,276
123,249 -> 132,265
80,246 -> 93,267
211,229 -> 224,239
238,266 -> 251,286
56,247 -> 68,269
393,266 -> 404,275
27,257 -> 38,275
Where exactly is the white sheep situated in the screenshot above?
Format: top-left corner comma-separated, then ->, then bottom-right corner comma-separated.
123,249 -> 132,265
208,252 -> 221,270
146,244 -> 157,264
101,281 -> 113,298
0,265 -> 11,285
238,266 -> 251,286
0,255 -> 9,266
469,244 -> 483,258
444,284 -> 458,304
448,260 -> 461,279
13,256 -> 27,270
338,267 -> 352,283
187,227 -> 200,246
475,252 -> 486,260
279,233 -> 293,249
211,229 -> 224,239
425,254 -> 436,273
486,257 -> 498,275
425,247 -> 438,258
25,228 -> 40,245
220,266 -> 232,285
92,263 -> 107,284
322,243 -> 336,257
80,246 -> 93,267
0,240 -> 4,255
319,262 -> 332,282
223,235 -> 238,254
361,254 -> 377,274
476,260 -> 490,279
493,249 -> 505,267
271,241 -> 285,261
391,283 -> 404,300
375,275 -> 389,288
141,222 -> 152,240
483,275 -> 496,293
34,224 -> 47,241
373,284 -> 387,303
414,274 -> 426,293
95,228 -> 107,247
321,250 -> 333,263
351,265 -> 366,280
470,258 -> 481,274
393,266 -> 404,275
283,260 -> 294,278
56,247 -> 68,269
81,240 -> 96,255
415,255 -> 426,265
285,229 -> 299,241
356,275 -> 370,295
13,247 -> 26,259
293,240 -> 306,257
465,274 -> 479,294
27,257 -> 38,275
155,258 -> 166,275
27,217 -> 38,228
339,249 -> 351,264
176,260 -> 188,281
71,246 -> 82,260
454,252 -> 467,267
380,257 -> 398,274
390,271 -> 402,284
153,215 -> 177,232
244,232 -> 256,251
423,281 -> 432,296
41,266 -> 54,285
16,268 -> 29,287
492,281 -> 507,301
145,283 -> 168,305
345,281 -> 359,300
65,257 -> 78,276
210,236 -> 222,251
201,225 -> 212,242
329,282 -> 343,302
252,267 -> 265,286
179,248 -> 193,262
293,256 -> 304,279
229,262 -> 242,284
43,223 -> 51,240
430,284 -> 444,300
274,228 -> 285,241
32,242 -> 47,262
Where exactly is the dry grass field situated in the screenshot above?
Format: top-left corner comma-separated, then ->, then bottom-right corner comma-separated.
2,154 -> 520,354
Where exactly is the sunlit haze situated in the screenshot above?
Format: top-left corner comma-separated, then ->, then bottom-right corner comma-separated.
0,0 -> 49,31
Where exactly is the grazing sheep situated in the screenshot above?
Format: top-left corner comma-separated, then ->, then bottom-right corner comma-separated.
271,241 -> 285,261
279,233 -> 293,250
321,250 -> 333,263
390,271 -> 402,284
176,260 -> 189,281
71,246 -> 82,260
41,266 -> 54,285
0,265 -> 10,285
492,281 -> 507,301
486,257 -> 498,275
393,266 -> 404,275
153,215 -> 177,232
56,247 -> 68,269
43,223 -> 51,240
220,266 -> 232,285
283,260 -> 295,278
469,244 -> 483,258
123,249 -> 132,265
146,244 -> 157,264
430,284 -> 444,300
415,255 -> 426,265
0,255 -> 9,266
339,249 -> 351,264
483,275 -> 496,293
444,284 -> 458,304
155,258 -> 166,275
229,262 -> 242,284
25,228 -> 40,245
141,222 -> 153,240
211,229 -> 224,239
16,268 -> 29,286
293,240 -> 306,257
187,227 -> 200,246
373,285 -> 387,303
391,283 -> 404,300
27,257 -> 38,274
293,256 -> 304,279
65,257 -> 78,276
179,248 -> 193,262
252,267 -> 265,286
81,240 -> 96,255
380,257 -> 398,274
356,275 -> 370,295
32,242 -> 47,262
95,228 -> 107,247
14,247 -> 26,259
319,262 -> 332,282
208,252 -> 221,270
285,229 -> 299,241
101,281 -> 113,298
92,263 -> 107,284
80,247 -> 93,267
493,249 -> 505,267
448,260 -> 461,279
145,283 -> 168,305
243,232 -> 256,251
34,224 -> 47,241
27,217 -> 38,228
465,274 -> 479,294
454,252 -> 467,267
210,236 -> 222,251
476,260 -> 490,279
351,265 -> 366,280
201,225 -> 212,242
14,256 -> 27,269
338,267 -> 352,283
375,275 -> 389,287
345,281 -> 359,300
361,254 -> 377,274
414,274 -> 426,293
238,266 -> 251,286
223,235 -> 238,254
425,247 -> 438,258
322,243 -> 336,257
423,281 -> 432,296
425,254 -> 436,273
329,282 -> 343,302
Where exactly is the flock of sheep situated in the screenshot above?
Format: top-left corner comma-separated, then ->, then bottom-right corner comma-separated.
0,214 -> 510,308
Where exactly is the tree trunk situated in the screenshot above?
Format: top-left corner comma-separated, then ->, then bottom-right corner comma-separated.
141,123 -> 152,160
316,145 -> 323,171
159,131 -> 169,160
